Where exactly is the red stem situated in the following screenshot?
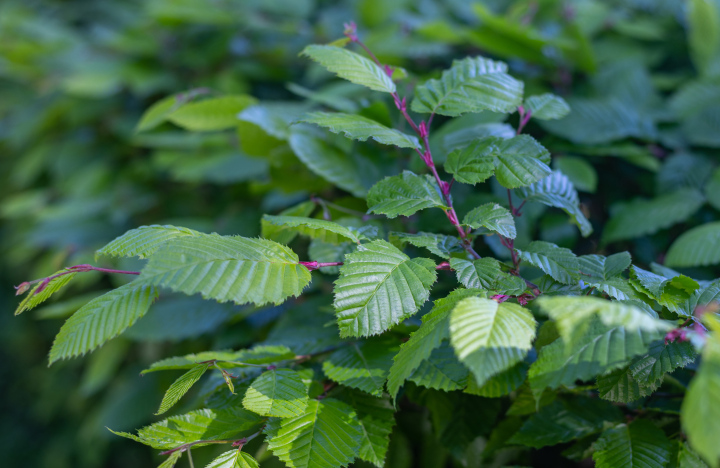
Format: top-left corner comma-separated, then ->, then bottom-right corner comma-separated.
29,264 -> 140,295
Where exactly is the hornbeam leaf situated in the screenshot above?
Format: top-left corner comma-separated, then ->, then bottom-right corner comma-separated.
517,241 -> 580,284
49,280 -> 158,363
15,270 -> 78,315
301,45 -> 396,94
261,215 -> 361,245
388,231 -> 463,259
412,56 -> 523,116
141,234 -> 311,306
578,252 -> 632,281
302,112 -> 420,149
450,296 -> 536,387
97,225 -> 202,260
674,441 -> 710,468
156,363 -> 210,415
408,342 -> 470,391
449,258 -> 527,294
367,171 -> 448,218
333,240 -> 437,337
387,288 -> 485,399
629,340 -> 697,386
666,222 -> 720,267
157,451 -> 183,468
261,201 -> 316,245
596,366 -> 659,403
265,398 -> 363,468
463,203 -> 516,238
167,95 -> 257,131
206,450 -> 260,468
524,93 -> 571,120
242,368 -> 309,418
515,171 -> 592,236
322,339 -> 398,396
465,361 -> 527,398
143,345 -> 295,373
593,420 -> 672,468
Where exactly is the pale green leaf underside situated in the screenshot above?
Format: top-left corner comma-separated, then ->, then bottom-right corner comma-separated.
261,215 -> 361,245
525,93 -> 571,120
367,171 -> 448,218
15,271 -> 77,315
517,241 -> 580,284
593,421 -> 672,468
206,450 -> 260,468
301,45 -> 396,93
141,234 -> 311,306
243,368 -> 309,418
49,280 -> 158,364
322,341 -> 397,396
97,225 -> 201,260
666,222 -> 720,267
302,112 -> 420,149
333,240 -> 437,337
157,363 -> 210,415
463,203 -> 516,238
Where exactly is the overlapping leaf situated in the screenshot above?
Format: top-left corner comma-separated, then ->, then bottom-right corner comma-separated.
666,222 -> 720,267
322,339 -> 398,396
517,241 -> 580,284
463,203 -> 516,238
143,345 -> 295,373
449,258 -> 526,294
593,421 -> 672,468
206,451 -> 259,468
366,171 -> 448,218
15,270 -> 78,315
167,95 -> 257,131
302,112 -> 420,149
408,342 -> 470,391
301,45 -> 396,94
96,225 -> 201,259
261,215 -> 361,245
524,93 -> 571,120
156,363 -> 210,415
243,368 -> 309,418
334,390 -> 395,468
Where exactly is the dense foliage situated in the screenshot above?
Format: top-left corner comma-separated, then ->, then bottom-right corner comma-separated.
4,1 -> 720,467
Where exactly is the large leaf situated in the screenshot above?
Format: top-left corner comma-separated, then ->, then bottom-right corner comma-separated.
387,288 -> 484,399
516,241 -> 580,284
301,45 -> 396,93
666,222 -> 720,267
333,240 -> 437,337
96,225 -> 201,259
450,296 -> 536,386
302,112 -> 419,149
322,339 -> 398,396
242,368 -> 309,418
49,280 -> 158,364
602,189 -> 705,244
261,215 -> 361,245
167,95 -> 256,131
449,258 -> 527,294
366,171 -> 448,218
443,135 -> 551,188
156,363 -> 210,415
630,266 -> 700,314
206,451 -> 259,468
388,231 -> 463,259
411,56 -> 523,116
524,93 -> 571,120
593,421 -> 672,468
462,203 -> 516,238
264,398 -> 363,468
334,390 -> 395,468
140,234 -> 311,306
515,171 -> 592,237
15,270 -> 78,315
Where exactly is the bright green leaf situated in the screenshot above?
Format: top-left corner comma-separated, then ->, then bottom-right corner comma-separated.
157,363 -> 210,415
463,203 -> 516,238
242,368 -> 309,418
302,112 -> 420,149
593,420 -> 672,468
524,93 -> 571,120
96,225 -> 201,260
367,171 -> 448,218
301,45 -> 396,93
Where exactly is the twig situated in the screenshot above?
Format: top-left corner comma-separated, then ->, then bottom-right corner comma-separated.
16,264 -> 141,296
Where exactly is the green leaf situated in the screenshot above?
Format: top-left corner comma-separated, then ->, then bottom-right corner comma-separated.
509,397 -> 623,448
674,441 -> 711,468
167,95 -> 257,131
96,225 -> 201,260
449,258 -> 527,294
517,241 -> 580,284
206,450 -> 259,468
666,222 -> 720,267
463,203 -> 516,238
629,340 -> 697,386
322,339 -> 398,396
387,288 -> 484,399
630,266 -> 700,314
409,342 -> 470,391
301,45 -> 396,94
111,407 -> 263,450
135,90 -> 207,133
578,252 -> 632,281
49,280 -> 158,364
367,171 -> 448,218
443,135 -> 551,188
411,56 -> 523,116
554,156 -> 598,193
450,296 -> 536,387
602,189 -> 705,244
156,363 -> 210,415
242,368 -> 309,418
388,231 -> 463,259
308,240 -> 356,274
15,270 -> 78,315
465,361 -> 527,398
143,345 -> 295,373
593,420 -> 672,468
302,112 -> 420,149
141,234 -> 311,306
687,0 -> 720,76
596,366 -> 659,403
524,93 -> 571,120
516,170 -> 592,236
261,215 -> 361,245
261,201 -> 316,245
157,451 -> 183,468
265,398 -> 363,468
333,240 -> 437,337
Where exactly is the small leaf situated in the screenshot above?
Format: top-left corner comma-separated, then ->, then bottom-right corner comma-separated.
97,225 -> 201,260
143,345 -> 295,373
206,450 -> 260,468
301,45 -> 396,93
463,203 -> 516,238
157,363 -> 210,415
524,93 -> 571,120
261,215 -> 361,245
367,171 -> 448,218
302,112 -> 420,148
449,258 -> 526,294
593,420 -> 672,468
15,271 -> 78,315
242,368 -> 309,418
167,95 -> 257,131
157,451 -> 183,468
578,252 -> 632,281
517,241 -> 580,284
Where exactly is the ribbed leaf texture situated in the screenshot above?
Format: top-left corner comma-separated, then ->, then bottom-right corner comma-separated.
450,296 -> 536,387
389,231 -> 463,259
49,280 -> 158,364
261,202 -> 316,245
524,93 -> 571,120
596,366 -> 659,403
593,421 -> 672,468
322,339 -> 398,396
367,171 -> 448,218
157,363 -> 210,414
333,240 -> 437,337
517,241 -> 580,284
96,225 -> 201,259
443,135 -> 551,188
515,171 -> 593,236
166,95 -> 257,131
409,342 -> 469,391
242,368 -> 309,418
602,188 -> 705,244
302,112 -> 419,148
411,56 -> 523,116
674,441 -> 711,468
261,215 -> 361,245
449,258 -> 527,294
143,345 -> 295,373
466,361 -> 527,397
666,222 -> 720,267
387,288 -> 484,399
111,407 -> 263,450
206,450 -> 259,468
301,45 -> 396,94
15,270 -> 77,315
463,203 -> 516,238
140,234 -> 311,306
630,340 -> 697,385
264,398 -> 363,468
578,252 -> 632,281
630,266 -> 700,314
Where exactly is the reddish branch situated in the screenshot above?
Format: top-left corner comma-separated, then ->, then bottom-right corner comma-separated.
15,264 -> 140,296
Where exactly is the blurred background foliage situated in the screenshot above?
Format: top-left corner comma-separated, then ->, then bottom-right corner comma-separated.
2,0 -> 720,467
